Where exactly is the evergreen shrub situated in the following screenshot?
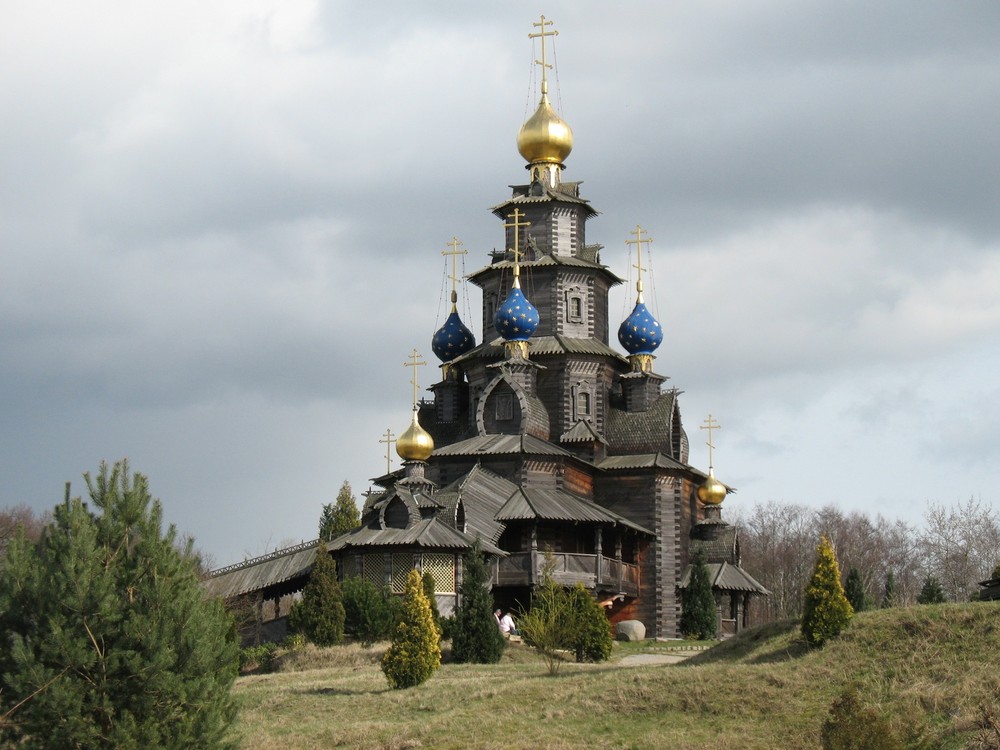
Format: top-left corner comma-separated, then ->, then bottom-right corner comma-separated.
451,541 -> 505,664
288,542 -> 345,646
917,575 -> 946,604
381,568 -> 441,689
566,583 -> 613,662
821,688 -> 904,750
801,535 -> 853,647
680,548 -> 718,640
342,576 -> 397,647
844,567 -> 870,613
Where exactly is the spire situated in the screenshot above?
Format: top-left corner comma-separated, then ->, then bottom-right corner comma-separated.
516,15 -> 573,188
617,225 -> 664,372
379,428 -> 396,474
494,209 -> 539,359
697,414 -> 727,506
432,236 -> 475,367
396,349 -> 434,461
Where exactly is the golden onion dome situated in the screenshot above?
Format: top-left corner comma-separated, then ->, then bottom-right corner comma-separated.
396,409 -> 434,462
697,472 -> 727,506
517,94 -> 573,165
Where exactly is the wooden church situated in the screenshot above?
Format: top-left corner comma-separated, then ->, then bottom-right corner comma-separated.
205,16 -> 766,641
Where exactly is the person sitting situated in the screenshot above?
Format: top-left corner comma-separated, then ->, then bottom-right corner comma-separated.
499,611 -> 518,637
494,609 -> 502,630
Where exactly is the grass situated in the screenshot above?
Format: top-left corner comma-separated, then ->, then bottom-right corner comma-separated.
230,603 -> 1000,749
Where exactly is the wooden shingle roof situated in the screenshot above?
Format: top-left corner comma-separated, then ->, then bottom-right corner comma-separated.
432,433 -> 573,458
203,540 -> 318,600
495,487 -> 653,535
678,561 -> 770,595
604,391 -> 680,455
327,517 -> 506,556
448,335 -> 628,367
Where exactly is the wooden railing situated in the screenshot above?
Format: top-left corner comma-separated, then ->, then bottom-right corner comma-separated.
492,552 -> 639,596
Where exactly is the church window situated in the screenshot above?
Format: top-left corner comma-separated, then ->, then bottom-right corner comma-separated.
566,290 -> 585,323
496,394 -> 513,421
578,391 -> 592,417
486,293 -> 497,326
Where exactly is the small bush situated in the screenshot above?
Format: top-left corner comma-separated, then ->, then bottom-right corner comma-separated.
518,577 -> 576,675
821,688 -> 903,750
566,583 -> 613,662
439,615 -> 457,642
239,643 -> 279,673
342,575 -> 398,647
381,569 -> 441,689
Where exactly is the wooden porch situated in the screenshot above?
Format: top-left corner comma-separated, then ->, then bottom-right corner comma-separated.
489,551 -> 640,597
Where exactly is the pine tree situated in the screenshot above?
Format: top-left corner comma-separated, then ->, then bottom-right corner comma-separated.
844,567 -> 869,613
680,548 -> 718,640
451,541 -> 505,664
288,541 -> 345,646
916,575 -> 946,604
381,568 -> 441,689
319,481 -> 361,541
342,576 -> 396,647
0,461 -> 238,750
882,570 -> 897,608
801,535 -> 854,647
566,583 -> 613,662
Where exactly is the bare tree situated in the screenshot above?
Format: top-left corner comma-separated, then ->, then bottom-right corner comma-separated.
922,497 -> 1000,602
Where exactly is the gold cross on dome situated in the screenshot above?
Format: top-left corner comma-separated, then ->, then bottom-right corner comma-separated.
625,224 -> 653,297
700,414 -> 721,471
403,349 -> 427,408
379,428 -> 396,474
528,15 -> 558,95
504,208 -> 531,282
441,236 -> 468,305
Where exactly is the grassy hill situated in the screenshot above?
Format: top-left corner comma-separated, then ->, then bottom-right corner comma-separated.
230,603 -> 1000,749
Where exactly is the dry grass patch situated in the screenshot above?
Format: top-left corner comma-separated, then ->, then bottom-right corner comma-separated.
231,604 -> 1000,750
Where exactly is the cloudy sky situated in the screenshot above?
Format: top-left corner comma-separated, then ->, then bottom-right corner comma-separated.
2,1 -> 998,567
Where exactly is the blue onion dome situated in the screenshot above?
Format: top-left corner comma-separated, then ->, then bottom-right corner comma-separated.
618,300 -> 663,355
494,282 -> 540,342
432,309 -> 476,363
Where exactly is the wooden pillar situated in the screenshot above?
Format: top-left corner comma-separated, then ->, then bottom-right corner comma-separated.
455,553 -> 464,608
530,523 -> 538,585
595,527 -> 603,586
616,534 -> 624,592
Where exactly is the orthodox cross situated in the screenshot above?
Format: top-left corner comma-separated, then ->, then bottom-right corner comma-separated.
441,236 -> 468,305
529,15 -> 558,95
404,349 -> 426,409
379,428 -> 396,474
700,414 -> 721,471
625,224 -> 653,299
504,209 -> 531,283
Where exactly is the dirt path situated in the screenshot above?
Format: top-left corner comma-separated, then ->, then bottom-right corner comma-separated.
618,650 -> 699,666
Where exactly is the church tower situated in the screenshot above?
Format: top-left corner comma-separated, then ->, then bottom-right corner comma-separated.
416,15 -> 711,637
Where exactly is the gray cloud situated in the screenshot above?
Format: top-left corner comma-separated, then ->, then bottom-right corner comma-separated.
2,1 -> 998,563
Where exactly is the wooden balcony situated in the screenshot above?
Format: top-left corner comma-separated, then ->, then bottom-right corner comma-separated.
490,552 -> 640,597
